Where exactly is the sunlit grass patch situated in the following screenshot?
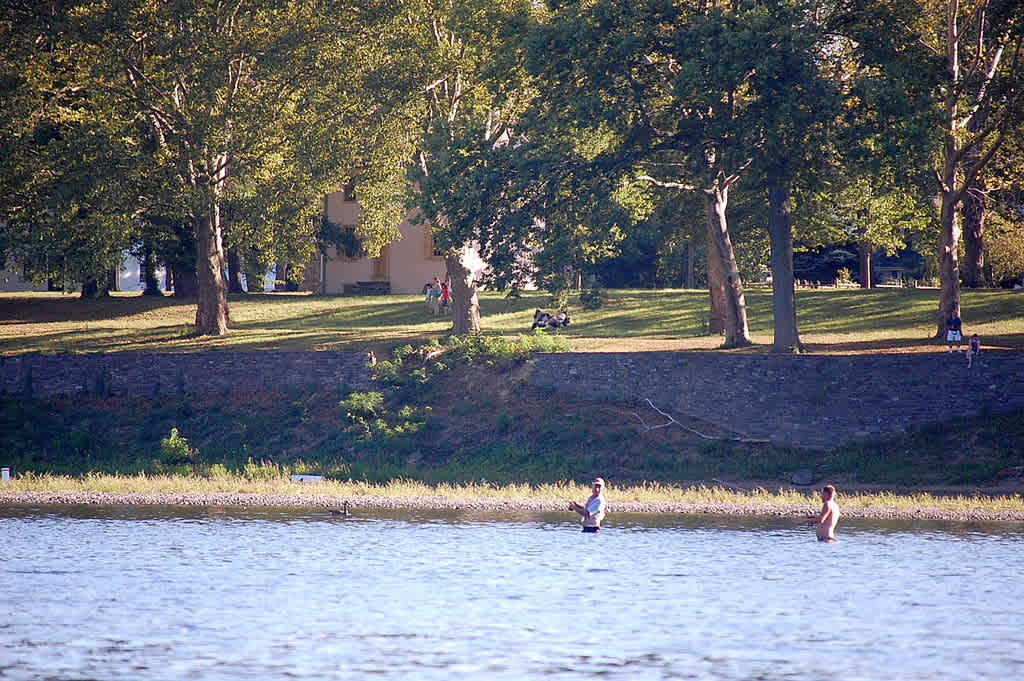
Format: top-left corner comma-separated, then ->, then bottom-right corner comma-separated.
3,287 -> 1022,355
6,473 -> 1024,515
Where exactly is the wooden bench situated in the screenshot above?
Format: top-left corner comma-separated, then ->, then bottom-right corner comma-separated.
344,281 -> 391,295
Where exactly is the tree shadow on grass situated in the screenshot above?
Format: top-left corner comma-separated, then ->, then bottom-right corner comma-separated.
803,332 -> 1024,354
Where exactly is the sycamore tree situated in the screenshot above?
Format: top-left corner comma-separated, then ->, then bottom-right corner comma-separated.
352,0 -> 539,334
963,4 -> 1024,287
926,0 -> 1023,316
517,0 -> 760,347
406,3 -> 673,324
839,0 -> 1024,337
19,0 -> 368,335
522,0 -> 847,349
82,0 -> 318,334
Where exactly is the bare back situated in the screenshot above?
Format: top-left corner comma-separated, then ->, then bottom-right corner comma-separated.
816,499 -> 840,540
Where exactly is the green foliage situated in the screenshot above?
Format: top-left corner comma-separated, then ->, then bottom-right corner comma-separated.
371,334 -> 568,382
159,427 -> 195,465
1,0 -> 377,321
987,211 -> 1024,284
444,332 -> 570,365
318,217 -> 365,259
339,391 -> 387,436
579,288 -> 604,310
242,458 -> 283,481
392,344 -> 419,361
826,407 -> 1024,485
339,391 -> 386,420
3,376 -> 1024,488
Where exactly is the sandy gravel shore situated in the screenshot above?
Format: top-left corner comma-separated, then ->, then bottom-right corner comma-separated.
4,490 -> 1024,522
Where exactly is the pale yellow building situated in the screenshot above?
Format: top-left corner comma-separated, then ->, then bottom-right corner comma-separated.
309,186 -> 486,295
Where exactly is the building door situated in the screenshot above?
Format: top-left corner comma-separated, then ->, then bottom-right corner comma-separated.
371,244 -> 389,280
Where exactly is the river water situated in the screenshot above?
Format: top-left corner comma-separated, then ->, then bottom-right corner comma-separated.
1,505 -> 1022,680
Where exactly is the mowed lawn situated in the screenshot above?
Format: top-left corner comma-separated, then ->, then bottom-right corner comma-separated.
2,287 -> 1023,355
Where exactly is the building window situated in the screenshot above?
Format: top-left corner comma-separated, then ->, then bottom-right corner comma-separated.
424,225 -> 445,260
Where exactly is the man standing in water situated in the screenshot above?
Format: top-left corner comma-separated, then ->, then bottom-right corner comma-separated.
569,477 -> 607,533
809,484 -> 840,541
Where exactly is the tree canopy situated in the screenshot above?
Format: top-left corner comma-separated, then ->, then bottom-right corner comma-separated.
2,0 -> 1022,344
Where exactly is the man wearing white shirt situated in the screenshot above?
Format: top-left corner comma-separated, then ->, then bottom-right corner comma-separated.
569,477 -> 607,532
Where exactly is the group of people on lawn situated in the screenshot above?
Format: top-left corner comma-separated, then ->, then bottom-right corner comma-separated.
423,276 -> 451,315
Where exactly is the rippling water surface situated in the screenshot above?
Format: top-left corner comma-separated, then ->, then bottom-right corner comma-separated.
1,505 -> 1023,680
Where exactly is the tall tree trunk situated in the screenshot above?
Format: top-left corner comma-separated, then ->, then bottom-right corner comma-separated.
962,178 -> 986,288
446,250 -> 480,334
768,184 -> 802,352
141,244 -> 162,296
682,239 -> 694,289
706,225 -> 726,334
285,264 -> 300,292
171,263 -> 198,298
274,262 -> 288,291
80,277 -> 112,299
858,242 -> 872,289
244,249 -> 267,294
962,108 -> 987,288
226,246 -> 245,294
937,189 -> 962,338
704,184 -> 750,347
194,206 -> 229,336
937,52 -> 963,339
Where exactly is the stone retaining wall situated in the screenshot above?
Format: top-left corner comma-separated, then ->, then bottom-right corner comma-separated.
532,352 -> 1024,450
0,352 -> 372,398
3,350 -> 1022,450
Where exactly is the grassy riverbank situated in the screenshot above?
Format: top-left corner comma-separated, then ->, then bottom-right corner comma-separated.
3,474 -> 1024,522
2,289 -> 1024,503
3,348 -> 1024,492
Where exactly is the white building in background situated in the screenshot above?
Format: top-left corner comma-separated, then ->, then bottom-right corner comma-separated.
0,252 -> 167,293
117,253 -> 168,292
307,186 -> 487,295
0,259 -> 49,292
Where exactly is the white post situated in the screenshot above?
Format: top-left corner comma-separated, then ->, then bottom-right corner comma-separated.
1,468 -> 9,485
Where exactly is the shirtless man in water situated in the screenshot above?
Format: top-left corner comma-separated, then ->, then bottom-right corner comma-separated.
809,484 -> 840,541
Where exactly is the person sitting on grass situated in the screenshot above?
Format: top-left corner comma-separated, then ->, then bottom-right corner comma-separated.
967,333 -> 981,367
531,309 -> 570,330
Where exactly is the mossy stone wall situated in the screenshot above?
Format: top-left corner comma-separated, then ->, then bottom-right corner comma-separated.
0,352 -> 372,398
532,352 -> 1024,449
3,350 -> 1022,449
